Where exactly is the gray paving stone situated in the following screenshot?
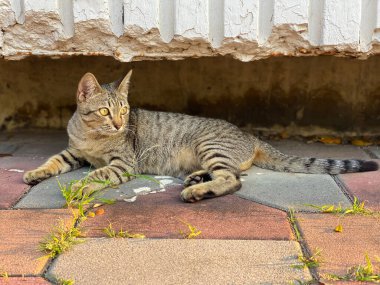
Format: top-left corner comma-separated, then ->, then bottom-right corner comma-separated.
237,167 -> 351,212
369,146 -> 380,158
46,239 -> 312,285
15,167 -> 182,209
269,139 -> 370,159
0,143 -> 18,155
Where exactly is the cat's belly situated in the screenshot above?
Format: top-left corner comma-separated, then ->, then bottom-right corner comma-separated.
139,147 -> 201,178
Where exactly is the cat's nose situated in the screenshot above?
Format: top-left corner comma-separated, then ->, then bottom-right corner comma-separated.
113,121 -> 122,130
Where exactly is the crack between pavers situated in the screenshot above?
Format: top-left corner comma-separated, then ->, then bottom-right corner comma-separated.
331,175 -> 354,204
10,185 -> 35,209
286,211 -> 321,283
363,147 -> 379,159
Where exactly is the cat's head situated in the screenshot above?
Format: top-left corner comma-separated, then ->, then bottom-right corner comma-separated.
74,70 -> 132,135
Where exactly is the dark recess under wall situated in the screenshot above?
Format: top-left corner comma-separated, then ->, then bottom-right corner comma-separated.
0,55 -> 379,136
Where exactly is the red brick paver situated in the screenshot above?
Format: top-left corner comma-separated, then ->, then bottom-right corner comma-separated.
0,277 -> 51,285
0,209 -> 73,275
83,186 -> 293,240
297,213 -> 380,280
339,162 -> 380,211
0,170 -> 30,209
0,157 -> 45,209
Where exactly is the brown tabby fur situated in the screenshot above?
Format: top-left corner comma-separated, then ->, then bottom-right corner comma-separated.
23,71 -> 379,202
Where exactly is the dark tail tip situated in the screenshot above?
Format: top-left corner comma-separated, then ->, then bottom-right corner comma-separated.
359,161 -> 379,172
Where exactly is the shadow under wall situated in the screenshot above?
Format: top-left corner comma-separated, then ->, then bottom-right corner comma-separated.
0,55 -> 379,135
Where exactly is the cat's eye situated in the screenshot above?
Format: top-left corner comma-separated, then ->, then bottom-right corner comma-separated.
120,107 -> 128,115
99,108 -> 109,116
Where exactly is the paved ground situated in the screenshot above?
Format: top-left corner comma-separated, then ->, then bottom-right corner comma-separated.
0,130 -> 379,284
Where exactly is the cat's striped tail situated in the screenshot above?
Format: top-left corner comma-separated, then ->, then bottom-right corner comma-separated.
252,140 -> 378,175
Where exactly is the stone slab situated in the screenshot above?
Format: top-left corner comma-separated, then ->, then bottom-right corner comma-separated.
297,213 -> 380,280
0,143 -> 18,156
3,130 -> 67,159
15,167 -> 182,209
0,169 -> 30,209
47,239 -> 312,285
236,167 -> 351,212
0,157 -> 46,170
82,186 -> 293,240
369,146 -> 380,158
269,140 -> 370,160
0,278 -> 51,285
339,161 -> 380,211
0,209 -> 73,275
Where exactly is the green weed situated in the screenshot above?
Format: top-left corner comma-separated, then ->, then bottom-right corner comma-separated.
39,219 -> 84,259
123,172 -> 161,185
324,253 -> 380,282
288,208 -> 302,241
57,178 -> 114,218
103,223 -> 145,239
178,220 -> 202,239
292,248 -> 322,269
0,271 -> 8,279
57,278 -> 75,285
305,196 -> 376,216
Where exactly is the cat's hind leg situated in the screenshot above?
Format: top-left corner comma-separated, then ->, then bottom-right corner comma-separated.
180,169 -> 241,202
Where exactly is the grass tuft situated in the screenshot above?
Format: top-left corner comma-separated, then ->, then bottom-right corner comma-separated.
103,223 -> 145,239
324,253 -> 380,282
288,208 -> 302,241
122,172 -> 161,185
305,196 -> 377,216
179,220 -> 202,239
57,178 -> 114,218
0,271 -> 8,279
39,219 -> 84,259
57,278 -> 75,285
292,248 -> 322,269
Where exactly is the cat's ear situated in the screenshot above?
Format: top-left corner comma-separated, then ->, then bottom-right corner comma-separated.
77,73 -> 102,103
117,70 -> 133,95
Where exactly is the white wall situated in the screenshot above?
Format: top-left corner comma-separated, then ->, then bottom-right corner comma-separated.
1,0 -> 380,62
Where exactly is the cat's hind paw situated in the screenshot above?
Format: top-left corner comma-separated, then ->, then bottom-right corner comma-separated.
180,185 -> 215,203
183,170 -> 212,188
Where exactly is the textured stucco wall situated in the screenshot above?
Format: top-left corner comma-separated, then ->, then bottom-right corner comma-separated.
1,0 -> 380,62
0,56 -> 380,136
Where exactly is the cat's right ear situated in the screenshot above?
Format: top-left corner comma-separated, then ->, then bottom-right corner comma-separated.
77,73 -> 102,103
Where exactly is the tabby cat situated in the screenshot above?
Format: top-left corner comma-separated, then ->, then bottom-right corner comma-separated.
23,71 -> 378,202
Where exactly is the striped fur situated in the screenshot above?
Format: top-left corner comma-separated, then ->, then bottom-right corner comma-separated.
23,71 -> 379,202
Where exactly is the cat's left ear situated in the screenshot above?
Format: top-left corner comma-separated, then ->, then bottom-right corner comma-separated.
117,70 -> 133,96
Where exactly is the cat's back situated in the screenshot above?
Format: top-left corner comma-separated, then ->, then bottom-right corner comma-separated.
133,108 -> 251,148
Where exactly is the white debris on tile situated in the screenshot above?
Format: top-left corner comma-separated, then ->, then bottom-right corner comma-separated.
123,196 -> 137,202
7,169 -> 24,173
154,176 -> 173,179
133,187 -> 151,194
159,179 -> 173,187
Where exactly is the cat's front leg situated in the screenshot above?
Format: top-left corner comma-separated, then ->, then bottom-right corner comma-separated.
23,148 -> 84,185
71,158 -> 136,194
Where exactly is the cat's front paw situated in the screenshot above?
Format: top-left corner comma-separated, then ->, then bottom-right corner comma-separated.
23,169 -> 51,185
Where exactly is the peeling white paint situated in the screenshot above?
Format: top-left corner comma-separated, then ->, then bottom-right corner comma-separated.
1,0 -> 379,61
